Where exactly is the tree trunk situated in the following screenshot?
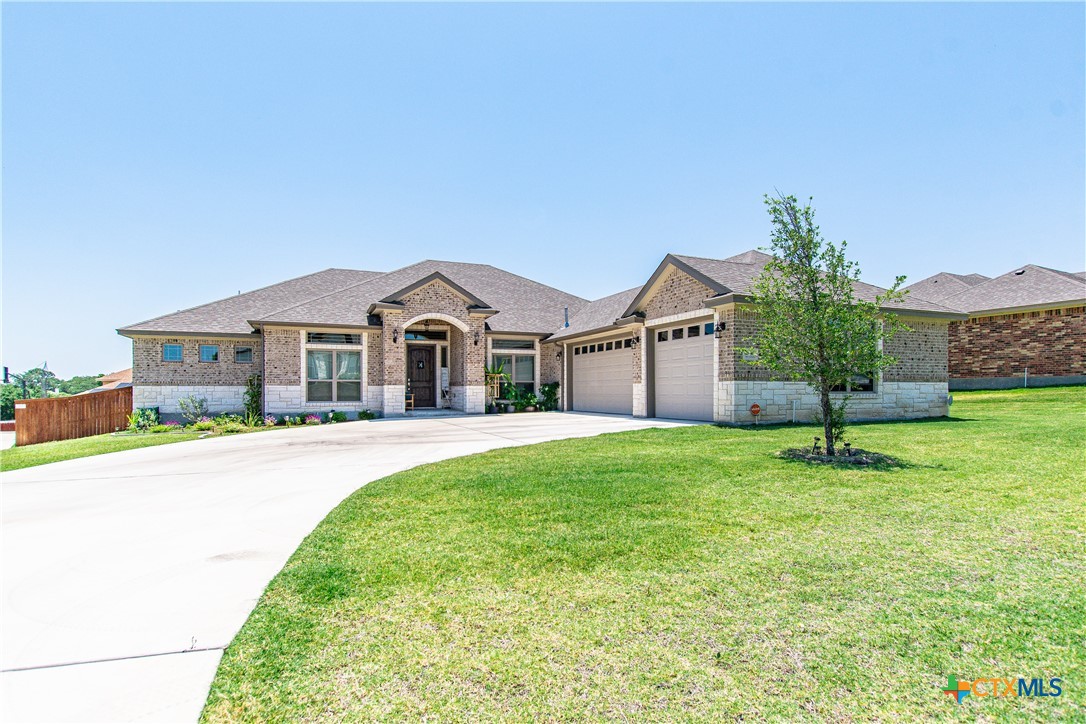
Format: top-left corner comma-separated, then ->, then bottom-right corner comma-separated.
820,388 -> 835,456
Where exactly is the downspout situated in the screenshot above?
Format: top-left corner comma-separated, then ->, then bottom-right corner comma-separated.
259,325 -> 267,417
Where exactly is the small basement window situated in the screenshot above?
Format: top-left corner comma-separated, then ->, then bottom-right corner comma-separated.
199,345 -> 219,363
306,332 -> 361,345
163,344 -> 183,362
235,346 -> 253,364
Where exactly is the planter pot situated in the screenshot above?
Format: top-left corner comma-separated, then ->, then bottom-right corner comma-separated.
524,406 -> 537,412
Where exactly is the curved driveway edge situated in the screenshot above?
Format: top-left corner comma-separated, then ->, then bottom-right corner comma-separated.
1,413 -> 690,722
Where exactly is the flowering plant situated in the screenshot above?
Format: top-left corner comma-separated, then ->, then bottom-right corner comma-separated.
304,414 -> 322,425
264,416 -> 278,427
164,420 -> 181,427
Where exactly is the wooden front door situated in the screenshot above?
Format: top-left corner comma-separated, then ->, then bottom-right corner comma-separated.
407,346 -> 435,407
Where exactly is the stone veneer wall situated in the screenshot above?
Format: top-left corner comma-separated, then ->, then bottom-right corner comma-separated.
717,381 -> 949,425
948,307 -> 1085,380
134,385 -> 247,415
642,267 -> 715,321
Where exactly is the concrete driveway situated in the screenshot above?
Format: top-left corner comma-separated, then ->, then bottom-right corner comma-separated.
1,413 -> 689,722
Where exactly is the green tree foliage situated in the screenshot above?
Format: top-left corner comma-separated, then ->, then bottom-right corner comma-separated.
58,375 -> 102,395
743,193 -> 908,455
0,385 -> 19,420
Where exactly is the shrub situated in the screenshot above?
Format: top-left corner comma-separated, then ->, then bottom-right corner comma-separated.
127,408 -> 158,432
304,415 -> 321,425
164,420 -> 181,428
357,409 -> 377,421
149,424 -> 172,434
540,382 -> 560,411
178,396 -> 209,424
214,413 -> 243,426
193,418 -> 216,431
222,422 -> 245,434
329,411 -> 348,423
244,373 -> 262,420
264,415 -> 278,427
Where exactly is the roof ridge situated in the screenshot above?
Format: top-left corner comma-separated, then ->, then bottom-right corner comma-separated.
119,268 -> 381,331
674,250 -> 768,265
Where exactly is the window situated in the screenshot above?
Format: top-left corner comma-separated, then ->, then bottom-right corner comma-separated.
657,330 -> 668,342
672,328 -> 684,340
688,325 -> 700,337
235,346 -> 253,364
307,350 -> 361,402
199,345 -> 219,363
163,344 -> 183,362
492,338 -> 534,350
492,353 -> 535,393
306,332 -> 361,345
574,347 -> 581,355
589,344 -> 596,353
605,341 -> 613,351
440,347 -> 448,367
405,330 -> 447,341
704,322 -> 715,336
623,339 -> 632,348
832,373 -> 876,393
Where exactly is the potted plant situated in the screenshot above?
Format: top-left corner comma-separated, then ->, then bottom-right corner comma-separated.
485,362 -> 510,414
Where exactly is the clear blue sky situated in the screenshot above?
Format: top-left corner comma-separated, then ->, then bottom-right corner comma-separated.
3,2 -> 1083,378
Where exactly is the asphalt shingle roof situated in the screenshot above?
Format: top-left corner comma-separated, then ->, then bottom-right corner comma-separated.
549,287 -> 643,341
903,272 -> 990,304
256,261 -> 588,335
672,251 -> 962,315
936,265 -> 1086,314
118,269 -> 383,335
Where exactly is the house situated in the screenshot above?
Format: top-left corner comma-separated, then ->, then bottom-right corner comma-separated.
905,265 -> 1086,390
78,368 -> 132,393
118,252 -> 966,423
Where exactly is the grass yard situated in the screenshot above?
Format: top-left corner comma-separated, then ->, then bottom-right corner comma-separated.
203,387 -> 1086,721
0,431 -> 206,472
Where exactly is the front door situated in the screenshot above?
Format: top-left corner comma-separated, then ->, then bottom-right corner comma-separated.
407,346 -> 435,407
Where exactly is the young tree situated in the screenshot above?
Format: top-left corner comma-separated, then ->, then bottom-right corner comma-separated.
743,193 -> 908,455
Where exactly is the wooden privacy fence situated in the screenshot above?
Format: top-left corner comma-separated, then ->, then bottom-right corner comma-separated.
14,387 -> 133,446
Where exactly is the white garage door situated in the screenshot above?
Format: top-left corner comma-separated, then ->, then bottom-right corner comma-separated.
654,321 -> 714,421
571,337 -> 633,415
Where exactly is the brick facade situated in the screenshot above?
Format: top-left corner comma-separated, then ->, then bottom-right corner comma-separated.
540,342 -> 561,385
642,267 -> 715,321
264,328 -> 301,386
948,307 -> 1086,379
884,319 -> 949,383
133,336 -> 262,386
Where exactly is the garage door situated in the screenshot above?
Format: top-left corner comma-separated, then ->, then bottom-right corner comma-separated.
654,321 -> 714,421
571,337 -> 633,415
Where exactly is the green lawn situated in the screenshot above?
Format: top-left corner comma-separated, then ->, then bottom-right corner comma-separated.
203,387 -> 1086,721
0,431 -> 206,472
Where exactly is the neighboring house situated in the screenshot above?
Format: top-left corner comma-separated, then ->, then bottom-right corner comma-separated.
118,252 -> 965,423
79,368 -> 132,393
906,265 -> 1086,390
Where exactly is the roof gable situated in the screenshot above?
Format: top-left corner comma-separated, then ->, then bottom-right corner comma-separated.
621,254 -> 730,318
379,272 -> 491,309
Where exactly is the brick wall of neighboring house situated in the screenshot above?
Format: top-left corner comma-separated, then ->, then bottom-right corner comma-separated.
540,342 -> 561,385
884,319 -> 949,383
132,336 -> 263,386
948,307 -> 1086,379
642,267 -> 715,321
263,328 -> 301,385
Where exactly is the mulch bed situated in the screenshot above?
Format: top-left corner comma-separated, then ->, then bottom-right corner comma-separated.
780,447 -> 899,466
